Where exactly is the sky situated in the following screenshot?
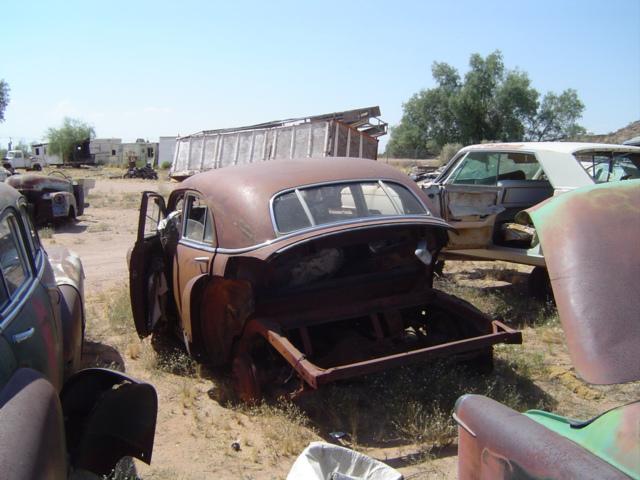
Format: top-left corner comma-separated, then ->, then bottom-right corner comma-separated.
1,0 -> 639,150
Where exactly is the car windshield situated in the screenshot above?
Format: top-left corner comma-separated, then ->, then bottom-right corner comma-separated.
272,181 -> 427,234
575,151 -> 640,183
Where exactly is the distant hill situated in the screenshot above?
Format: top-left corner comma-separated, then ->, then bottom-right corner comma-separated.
573,120 -> 640,144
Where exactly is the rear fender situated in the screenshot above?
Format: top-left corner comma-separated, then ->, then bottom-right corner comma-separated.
0,368 -> 67,479
60,368 -> 157,475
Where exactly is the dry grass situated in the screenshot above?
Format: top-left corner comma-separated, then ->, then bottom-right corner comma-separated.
244,401 -> 318,460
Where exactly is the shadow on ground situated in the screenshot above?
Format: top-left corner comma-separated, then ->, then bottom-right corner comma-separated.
81,340 -> 126,371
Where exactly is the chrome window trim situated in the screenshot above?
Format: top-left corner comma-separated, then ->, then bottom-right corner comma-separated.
181,191 -> 216,248
269,178 -> 429,236
178,237 -> 217,253
0,208 -> 44,332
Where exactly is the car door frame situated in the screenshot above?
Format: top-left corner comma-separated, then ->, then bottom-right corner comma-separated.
0,205 -> 63,390
434,151 -> 504,249
174,191 -> 217,349
129,191 -> 167,338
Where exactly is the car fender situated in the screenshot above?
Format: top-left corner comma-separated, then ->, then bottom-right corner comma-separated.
0,368 -> 67,479
60,368 -> 158,475
46,245 -> 85,297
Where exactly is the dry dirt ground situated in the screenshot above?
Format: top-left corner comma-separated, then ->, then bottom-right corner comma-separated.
39,169 -> 638,479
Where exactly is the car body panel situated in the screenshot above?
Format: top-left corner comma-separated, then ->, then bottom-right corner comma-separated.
524,401 -> 640,479
61,368 -> 158,475
454,180 -> 640,479
0,368 -> 67,479
524,179 -> 640,384
455,395 -> 630,480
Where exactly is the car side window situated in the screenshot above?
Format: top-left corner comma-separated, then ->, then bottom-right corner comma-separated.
183,195 -> 215,245
449,152 -> 499,185
0,214 -> 31,302
497,153 -> 543,181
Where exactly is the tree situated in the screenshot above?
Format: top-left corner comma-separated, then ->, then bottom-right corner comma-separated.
0,80 -> 9,123
386,51 -> 585,157
46,117 -> 95,163
525,89 -> 585,141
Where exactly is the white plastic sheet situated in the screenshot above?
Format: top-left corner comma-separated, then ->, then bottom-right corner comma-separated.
287,442 -> 403,480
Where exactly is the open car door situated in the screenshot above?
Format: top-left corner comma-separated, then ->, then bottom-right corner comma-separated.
130,192 -> 166,338
436,151 -> 504,249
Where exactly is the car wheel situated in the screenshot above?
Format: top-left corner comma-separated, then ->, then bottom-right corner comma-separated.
33,163 -> 42,171
232,352 -> 261,403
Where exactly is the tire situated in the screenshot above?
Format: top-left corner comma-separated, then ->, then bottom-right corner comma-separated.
33,163 -> 43,171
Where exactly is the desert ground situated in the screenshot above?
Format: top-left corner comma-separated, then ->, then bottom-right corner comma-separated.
39,168 -> 638,480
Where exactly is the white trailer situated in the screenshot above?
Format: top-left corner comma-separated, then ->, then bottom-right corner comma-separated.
31,143 -> 62,166
170,107 -> 387,180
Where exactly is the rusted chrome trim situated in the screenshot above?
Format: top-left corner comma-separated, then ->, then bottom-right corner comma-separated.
452,412 -> 476,437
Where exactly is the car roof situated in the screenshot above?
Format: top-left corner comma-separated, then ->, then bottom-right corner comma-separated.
455,142 -> 640,189
0,182 -> 22,211
178,157 -> 429,249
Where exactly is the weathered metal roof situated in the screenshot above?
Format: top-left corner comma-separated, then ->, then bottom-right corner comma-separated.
175,157 -> 443,250
185,106 -> 387,139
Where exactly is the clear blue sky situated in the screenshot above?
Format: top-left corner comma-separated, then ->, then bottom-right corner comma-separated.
1,0 -> 639,150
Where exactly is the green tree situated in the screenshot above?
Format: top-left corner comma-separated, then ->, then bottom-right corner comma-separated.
46,117 -> 95,163
525,89 -> 585,141
386,51 -> 585,157
0,80 -> 9,123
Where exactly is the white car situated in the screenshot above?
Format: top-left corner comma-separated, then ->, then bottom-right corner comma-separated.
419,142 -> 640,292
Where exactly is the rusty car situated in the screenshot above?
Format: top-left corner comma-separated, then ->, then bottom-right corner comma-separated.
0,181 -> 157,477
129,157 -> 521,401
7,171 -> 94,225
454,179 -> 640,479
420,142 -> 640,294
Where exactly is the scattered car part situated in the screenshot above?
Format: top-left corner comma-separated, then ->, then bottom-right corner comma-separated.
454,180 -> 640,479
6,172 -> 94,225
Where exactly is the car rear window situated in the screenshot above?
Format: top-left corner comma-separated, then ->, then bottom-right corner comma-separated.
575,151 -> 640,183
272,181 -> 427,234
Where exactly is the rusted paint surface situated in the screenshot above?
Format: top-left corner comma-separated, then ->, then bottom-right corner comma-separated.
177,157 -> 447,249
527,179 -> 640,384
131,158 -> 523,402
524,401 -> 640,478
7,174 -> 73,193
455,394 -> 631,480
233,290 -> 521,398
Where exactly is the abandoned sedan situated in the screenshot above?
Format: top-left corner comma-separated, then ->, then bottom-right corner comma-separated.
130,158 -> 521,401
420,143 -> 640,290
0,181 -> 157,477
7,172 -> 94,225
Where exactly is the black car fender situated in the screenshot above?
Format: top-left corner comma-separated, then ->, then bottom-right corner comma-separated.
61,368 -> 158,476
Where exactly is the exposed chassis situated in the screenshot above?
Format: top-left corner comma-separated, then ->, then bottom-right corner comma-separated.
234,289 -> 521,397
